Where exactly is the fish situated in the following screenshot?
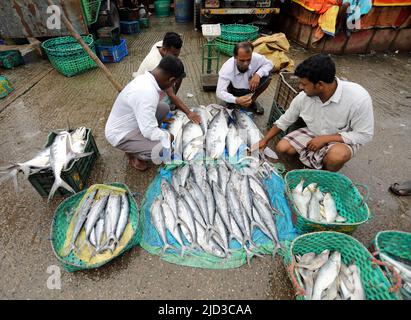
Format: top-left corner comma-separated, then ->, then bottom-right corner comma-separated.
249,175 -> 270,205
182,122 -> 203,149
226,182 -> 247,244
233,110 -> 264,150
239,174 -> 253,222
190,162 -> 207,187
161,180 -> 178,217
298,267 -> 314,299
176,196 -> 201,250
217,162 -> 230,195
161,201 -> 188,257
379,252 -> 411,282
94,217 -> 105,253
102,193 -> 122,252
311,251 -> 341,300
226,123 -> 243,158
293,183 -> 312,218
195,220 -> 227,258
202,180 -> 217,237
186,178 -> 209,226
206,110 -> 229,159
151,197 -> 174,255
167,112 -> 186,138
296,252 -> 316,265
173,129 -> 184,160
192,106 -> 212,135
213,211 -> 230,255
179,186 -> 206,229
178,164 -> 190,188
211,181 -> 233,236
251,205 -> 275,243
297,249 -> 330,270
207,164 -> 219,187
183,136 -> 204,161
323,193 -> 338,223
171,173 -> 180,191
84,194 -> 109,250
308,187 -> 324,221
115,193 -> 130,241
48,131 -> 93,200
66,189 -> 97,254
349,264 -> 365,300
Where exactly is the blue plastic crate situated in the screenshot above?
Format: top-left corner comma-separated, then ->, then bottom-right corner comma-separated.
95,38 -> 128,63
120,20 -> 140,34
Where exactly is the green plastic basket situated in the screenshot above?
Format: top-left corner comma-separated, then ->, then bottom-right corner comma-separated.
50,183 -> 141,272
370,230 -> 411,299
81,0 -> 103,25
285,169 -> 371,235
220,24 -> 259,42
267,100 -> 306,138
42,35 -> 97,77
0,50 -> 24,69
282,231 -> 399,300
214,37 -> 237,56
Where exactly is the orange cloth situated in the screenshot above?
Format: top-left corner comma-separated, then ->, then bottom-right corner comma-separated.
374,0 -> 411,6
291,0 -> 340,14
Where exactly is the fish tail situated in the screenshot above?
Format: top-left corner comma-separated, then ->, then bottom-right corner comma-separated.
0,168 -> 20,193
272,242 -> 282,259
48,177 -> 75,201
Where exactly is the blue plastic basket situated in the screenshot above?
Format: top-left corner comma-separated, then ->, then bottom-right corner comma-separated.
95,38 -> 128,63
120,20 -> 140,34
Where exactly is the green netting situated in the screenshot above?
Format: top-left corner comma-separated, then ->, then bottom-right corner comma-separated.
372,230 -> 411,299
220,24 -> 259,42
81,0 -> 103,25
281,231 -> 399,300
139,162 -> 298,269
50,183 -> 141,272
42,35 -> 97,77
284,169 -> 370,235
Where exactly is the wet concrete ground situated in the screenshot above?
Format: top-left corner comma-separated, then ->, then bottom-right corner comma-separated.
0,16 -> 410,300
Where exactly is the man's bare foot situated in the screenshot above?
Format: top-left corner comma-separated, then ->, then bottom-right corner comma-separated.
126,154 -> 148,171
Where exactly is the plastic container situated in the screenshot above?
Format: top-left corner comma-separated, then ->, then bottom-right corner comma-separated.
274,72 -> 301,111
120,20 -> 140,34
139,17 -> 150,28
96,38 -> 128,63
214,37 -> 237,56
283,231 -> 399,300
119,7 -> 140,21
81,0 -> 103,25
220,24 -> 259,42
28,128 -> 100,198
41,35 -> 97,77
50,183 -> 141,272
267,100 -> 306,136
284,169 -> 371,235
0,50 -> 25,69
97,26 -> 121,45
175,0 -> 193,23
154,0 -> 171,17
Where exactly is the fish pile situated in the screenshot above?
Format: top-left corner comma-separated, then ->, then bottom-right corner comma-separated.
378,251 -> 411,299
168,104 -> 276,162
65,188 -> 130,259
150,159 -> 282,265
295,250 -> 365,300
292,179 -> 347,223
0,127 -> 93,200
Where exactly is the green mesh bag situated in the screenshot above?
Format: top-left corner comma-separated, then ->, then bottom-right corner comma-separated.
50,183 -> 141,272
281,231 -> 399,300
284,169 -> 371,235
42,35 -> 97,77
370,230 -> 411,299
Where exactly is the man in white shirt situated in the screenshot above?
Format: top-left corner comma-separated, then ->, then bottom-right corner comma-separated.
216,41 -> 274,115
132,32 -> 201,124
105,55 -> 185,171
256,54 -> 374,172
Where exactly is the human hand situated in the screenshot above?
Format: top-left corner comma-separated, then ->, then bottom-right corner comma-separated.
163,117 -> 175,124
249,74 -> 261,92
235,95 -> 253,107
307,136 -> 328,151
188,111 -> 201,124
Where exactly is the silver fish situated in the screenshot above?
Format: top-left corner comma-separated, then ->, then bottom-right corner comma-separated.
179,164 -> 190,188
217,162 -> 230,195
206,110 -> 229,159
186,178 -> 209,226
103,193 -> 121,252
161,180 -> 178,217
177,196 -> 200,250
293,183 -> 312,218
162,201 -> 188,257
323,193 -> 338,223
183,136 -> 204,161
311,251 -> 341,300
211,181 -> 233,236
115,193 -> 129,241
207,164 -> 219,187
233,109 -> 264,150
308,187 -> 324,221
48,131 -> 93,200
349,264 -> 365,300
191,162 -> 207,187
226,182 -> 247,243
84,194 -> 109,249
179,186 -> 206,229
192,106 -> 212,135
95,217 -> 105,252
151,198 -> 174,255
298,267 -> 315,299
195,220 -> 227,258
226,123 -> 243,158
297,249 -> 330,270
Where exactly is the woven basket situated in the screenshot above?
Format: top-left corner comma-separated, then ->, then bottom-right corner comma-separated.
283,231 -> 399,300
220,24 -> 259,42
285,169 -> 371,235
42,35 -> 97,77
370,230 -> 411,299
214,37 -> 237,56
81,0 -> 103,25
50,183 -> 141,272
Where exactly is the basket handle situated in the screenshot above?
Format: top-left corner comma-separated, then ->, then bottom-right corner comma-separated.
371,251 -> 402,293
353,183 -> 369,203
288,259 -> 306,297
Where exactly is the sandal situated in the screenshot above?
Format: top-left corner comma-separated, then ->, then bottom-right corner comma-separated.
389,181 -> 411,196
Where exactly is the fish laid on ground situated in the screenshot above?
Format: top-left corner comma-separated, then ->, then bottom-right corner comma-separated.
206,110 -> 229,159
151,198 -> 174,255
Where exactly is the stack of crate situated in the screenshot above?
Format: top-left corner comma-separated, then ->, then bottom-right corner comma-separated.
95,26 -> 128,63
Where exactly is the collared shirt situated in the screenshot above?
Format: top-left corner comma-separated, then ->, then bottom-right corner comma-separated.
216,52 -> 273,104
275,78 -> 374,145
105,71 -> 170,149
133,40 -> 163,78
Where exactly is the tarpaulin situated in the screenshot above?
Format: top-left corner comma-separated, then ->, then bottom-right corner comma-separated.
252,33 -> 295,73
374,0 -> 411,6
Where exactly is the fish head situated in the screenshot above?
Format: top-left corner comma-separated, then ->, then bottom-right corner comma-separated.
306,183 -> 318,193
330,251 -> 342,263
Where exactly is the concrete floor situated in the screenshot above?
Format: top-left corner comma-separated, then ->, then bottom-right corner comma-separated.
0,16 -> 410,300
